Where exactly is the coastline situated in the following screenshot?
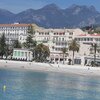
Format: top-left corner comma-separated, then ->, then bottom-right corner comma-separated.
0,60 -> 100,77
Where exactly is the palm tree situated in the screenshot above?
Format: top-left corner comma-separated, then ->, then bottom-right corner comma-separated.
69,39 -> 79,65
61,48 -> 68,64
34,43 -> 50,62
91,42 -> 99,66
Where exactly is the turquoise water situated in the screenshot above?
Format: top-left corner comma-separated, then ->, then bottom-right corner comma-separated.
0,68 -> 100,100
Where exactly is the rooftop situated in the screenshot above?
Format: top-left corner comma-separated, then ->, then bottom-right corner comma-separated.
0,23 -> 31,27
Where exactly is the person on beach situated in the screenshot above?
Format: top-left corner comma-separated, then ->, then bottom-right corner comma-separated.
88,67 -> 90,70
91,61 -> 94,67
29,62 -> 31,65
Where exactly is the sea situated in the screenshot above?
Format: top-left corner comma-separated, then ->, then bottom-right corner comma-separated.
0,68 -> 100,100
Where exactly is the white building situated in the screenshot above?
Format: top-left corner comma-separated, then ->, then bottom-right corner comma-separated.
33,28 -> 86,64
33,28 -> 100,64
74,33 -> 100,56
12,49 -> 33,61
1,23 -> 99,65
0,23 -> 30,45
73,33 -> 100,65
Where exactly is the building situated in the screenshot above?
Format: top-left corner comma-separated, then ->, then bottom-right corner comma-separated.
1,23 -> 99,64
74,33 -> 100,56
74,55 -> 100,66
33,28 -> 86,64
0,23 -> 31,45
73,33 -> 100,65
12,49 -> 33,61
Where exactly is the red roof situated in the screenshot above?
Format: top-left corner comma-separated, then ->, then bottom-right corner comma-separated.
79,34 -> 87,36
0,24 -> 31,27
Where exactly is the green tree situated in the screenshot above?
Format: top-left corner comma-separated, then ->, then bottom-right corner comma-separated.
13,40 -> 22,48
23,24 -> 37,49
91,43 -> 100,66
27,24 -> 35,35
69,39 -> 79,65
5,44 -> 11,59
34,43 -> 50,62
25,35 -> 37,49
61,48 -> 68,64
0,33 -> 7,58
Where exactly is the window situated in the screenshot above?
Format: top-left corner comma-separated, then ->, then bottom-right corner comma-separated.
56,37 -> 58,41
59,38 -> 61,41
25,52 -> 27,57
63,32 -> 65,35
14,51 -> 17,56
62,38 -> 64,41
80,38 -> 83,41
21,52 -> 24,56
84,38 -> 86,41
69,32 -> 73,35
95,38 -> 98,41
90,38 -> 93,41
42,32 -> 44,35
47,32 -> 49,35
54,33 -> 56,35
18,51 -> 20,56
69,37 -> 72,39
87,38 -> 89,41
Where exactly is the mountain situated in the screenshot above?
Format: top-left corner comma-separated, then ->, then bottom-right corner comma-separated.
13,4 -> 65,28
0,4 -> 100,28
63,5 -> 99,27
0,8 -> 14,23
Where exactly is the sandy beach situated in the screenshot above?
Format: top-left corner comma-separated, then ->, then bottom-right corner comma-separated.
0,60 -> 100,76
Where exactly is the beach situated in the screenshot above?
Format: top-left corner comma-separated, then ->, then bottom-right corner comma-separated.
0,60 -> 100,76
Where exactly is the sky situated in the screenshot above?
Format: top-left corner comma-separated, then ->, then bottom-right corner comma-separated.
0,0 -> 100,13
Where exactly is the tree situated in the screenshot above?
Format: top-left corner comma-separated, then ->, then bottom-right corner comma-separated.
27,24 -> 35,35
5,44 -> 12,59
13,40 -> 22,48
0,33 -> 7,58
24,35 -> 37,49
61,48 -> 68,64
69,39 -> 79,65
92,43 -> 97,65
91,42 -> 100,66
23,24 -> 37,49
34,43 -> 50,62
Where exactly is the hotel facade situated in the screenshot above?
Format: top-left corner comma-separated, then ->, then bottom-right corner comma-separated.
33,28 -> 87,64
0,23 -> 30,45
0,23 -> 100,64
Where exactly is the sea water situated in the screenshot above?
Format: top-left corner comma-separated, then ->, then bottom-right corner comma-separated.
0,68 -> 100,100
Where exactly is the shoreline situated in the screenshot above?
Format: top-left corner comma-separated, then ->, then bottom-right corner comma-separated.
0,60 -> 100,77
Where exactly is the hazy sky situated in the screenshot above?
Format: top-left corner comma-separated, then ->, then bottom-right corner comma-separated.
0,0 -> 100,13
